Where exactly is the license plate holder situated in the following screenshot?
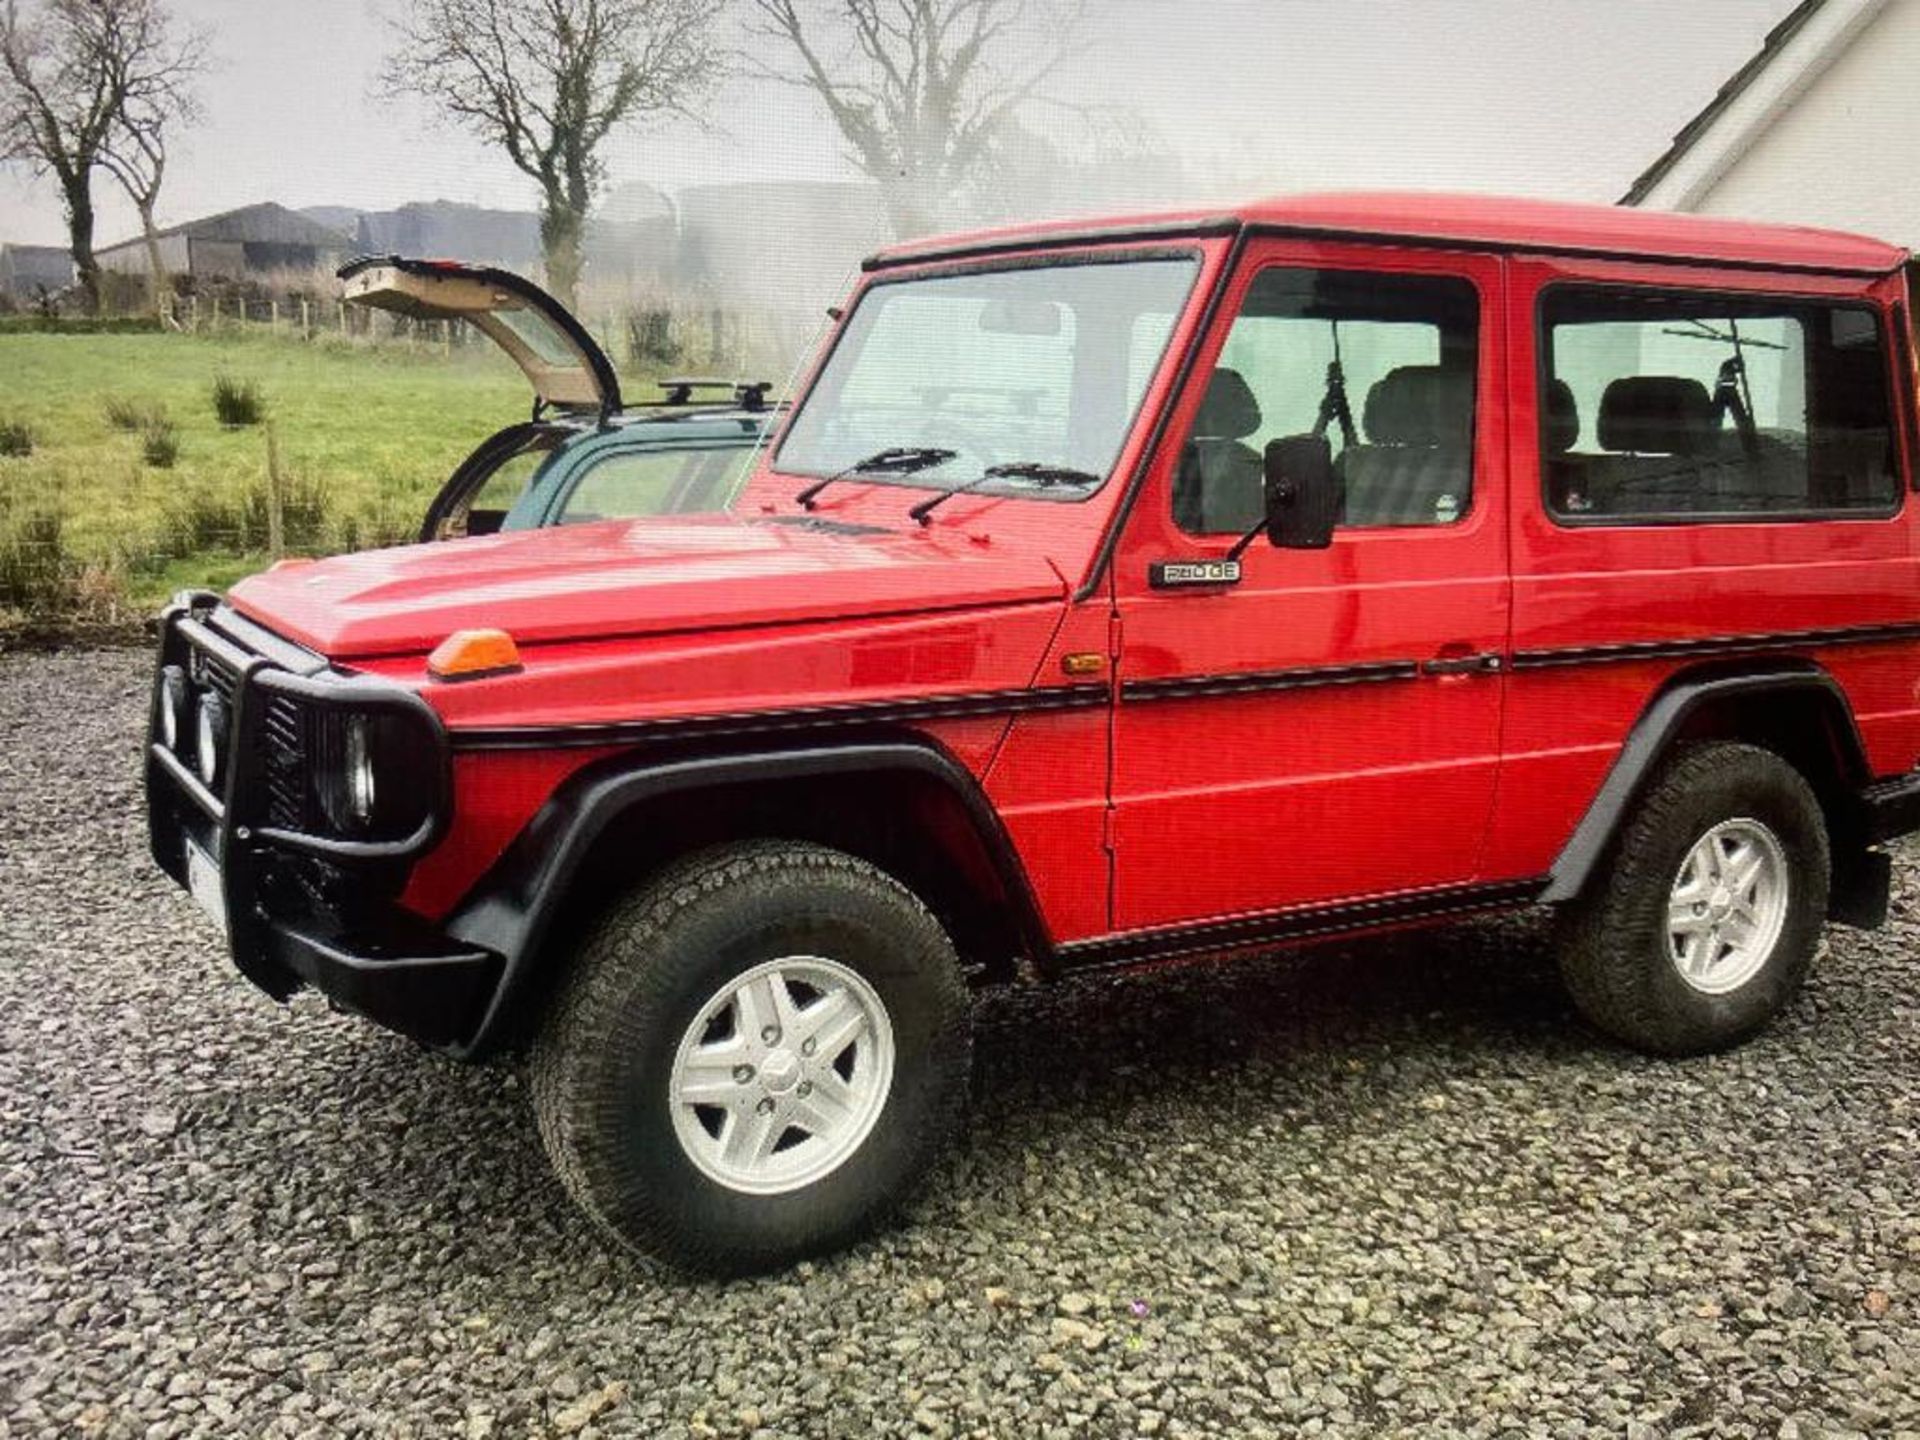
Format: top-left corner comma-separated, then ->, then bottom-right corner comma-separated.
185,840 -> 227,935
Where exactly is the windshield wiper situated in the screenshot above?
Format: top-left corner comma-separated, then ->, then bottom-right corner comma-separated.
795,447 -> 958,510
907,461 -> 1101,525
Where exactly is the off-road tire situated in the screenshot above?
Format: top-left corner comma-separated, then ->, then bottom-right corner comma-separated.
1557,742 -> 1829,1056
532,841 -> 972,1275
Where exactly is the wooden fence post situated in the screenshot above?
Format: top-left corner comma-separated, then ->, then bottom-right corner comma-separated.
269,298 -> 279,334
301,298 -> 311,339
265,424 -> 286,559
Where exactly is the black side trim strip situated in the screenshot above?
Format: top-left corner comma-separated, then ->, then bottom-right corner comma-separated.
1057,878 -> 1547,971
450,683 -> 1111,752
863,216 -> 1241,272
1512,621 -> 1920,671
1121,658 -> 1420,704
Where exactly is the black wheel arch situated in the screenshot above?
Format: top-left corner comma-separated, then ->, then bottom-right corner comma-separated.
444,734 -> 1050,1056
1543,659 -> 1877,909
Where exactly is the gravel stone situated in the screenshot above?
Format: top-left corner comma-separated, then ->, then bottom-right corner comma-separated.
3,646 -> 1919,1437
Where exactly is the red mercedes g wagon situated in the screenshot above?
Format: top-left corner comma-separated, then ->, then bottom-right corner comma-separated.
146,194 -> 1920,1273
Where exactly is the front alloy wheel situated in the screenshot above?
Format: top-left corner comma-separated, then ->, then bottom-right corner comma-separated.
533,841 -> 971,1275
669,956 -> 896,1195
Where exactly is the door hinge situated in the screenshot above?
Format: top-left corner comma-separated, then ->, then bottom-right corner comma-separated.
1102,805 -> 1118,855
1107,611 -> 1124,659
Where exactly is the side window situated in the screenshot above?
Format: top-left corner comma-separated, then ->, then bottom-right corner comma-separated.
554,446 -> 745,524
1175,267 -> 1479,535
443,439 -> 556,538
1542,286 -> 1899,521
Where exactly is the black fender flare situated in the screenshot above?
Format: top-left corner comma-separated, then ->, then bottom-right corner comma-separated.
444,739 -> 1049,1056
1541,662 -> 1870,904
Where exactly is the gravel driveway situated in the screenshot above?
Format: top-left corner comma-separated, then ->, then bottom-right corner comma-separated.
3,647 -> 1917,1439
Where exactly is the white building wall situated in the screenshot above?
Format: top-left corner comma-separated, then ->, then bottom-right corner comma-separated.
1673,0 -> 1920,248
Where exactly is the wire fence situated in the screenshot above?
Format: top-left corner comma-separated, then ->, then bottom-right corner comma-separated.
121,289 -> 827,382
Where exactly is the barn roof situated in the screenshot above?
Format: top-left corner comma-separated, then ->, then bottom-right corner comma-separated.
97,202 -> 353,257
1620,0 -> 1891,208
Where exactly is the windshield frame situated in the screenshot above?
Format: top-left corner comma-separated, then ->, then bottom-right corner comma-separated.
771,245 -> 1207,505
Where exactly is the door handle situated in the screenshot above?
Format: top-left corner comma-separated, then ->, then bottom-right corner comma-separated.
1421,651 -> 1504,677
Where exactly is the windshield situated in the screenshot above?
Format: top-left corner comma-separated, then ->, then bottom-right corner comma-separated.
776,256 -> 1201,496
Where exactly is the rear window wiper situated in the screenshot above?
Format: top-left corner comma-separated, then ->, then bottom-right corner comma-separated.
795,447 -> 957,510
907,461 -> 1101,525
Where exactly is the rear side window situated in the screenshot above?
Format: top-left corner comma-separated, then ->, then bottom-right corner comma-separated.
1542,286 -> 1899,522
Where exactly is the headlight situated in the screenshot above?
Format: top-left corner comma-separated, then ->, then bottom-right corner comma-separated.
158,665 -> 188,750
344,716 -> 376,826
195,692 -> 228,787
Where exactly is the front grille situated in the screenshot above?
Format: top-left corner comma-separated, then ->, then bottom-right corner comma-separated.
258,694 -> 309,830
197,647 -> 239,704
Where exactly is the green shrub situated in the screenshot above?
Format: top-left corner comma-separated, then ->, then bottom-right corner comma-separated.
239,470 -> 332,550
334,499 -> 415,553
103,395 -> 160,432
155,471 -> 335,556
141,417 -> 180,468
211,373 -> 264,426
158,486 -> 250,556
0,509 -> 72,612
0,418 -> 34,457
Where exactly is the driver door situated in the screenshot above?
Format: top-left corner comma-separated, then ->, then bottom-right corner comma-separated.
1107,240 -> 1511,933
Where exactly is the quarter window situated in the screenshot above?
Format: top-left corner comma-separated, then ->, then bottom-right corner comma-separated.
1175,268 -> 1479,535
1542,287 -> 1898,521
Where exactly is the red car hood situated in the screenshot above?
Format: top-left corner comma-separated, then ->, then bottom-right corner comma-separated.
227,514 -> 1066,660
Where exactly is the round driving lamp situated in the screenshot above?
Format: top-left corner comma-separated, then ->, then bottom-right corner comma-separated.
158,664 -> 189,751
194,691 -> 228,787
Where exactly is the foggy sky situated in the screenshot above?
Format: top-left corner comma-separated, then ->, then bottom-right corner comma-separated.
1,0 -> 1797,249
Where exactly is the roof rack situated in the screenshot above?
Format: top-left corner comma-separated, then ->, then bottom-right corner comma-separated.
659,377 -> 773,410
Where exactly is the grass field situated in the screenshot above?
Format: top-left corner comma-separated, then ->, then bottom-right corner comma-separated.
0,329 -> 550,628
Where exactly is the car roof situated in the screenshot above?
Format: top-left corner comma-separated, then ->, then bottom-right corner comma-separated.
866,191 -> 1908,278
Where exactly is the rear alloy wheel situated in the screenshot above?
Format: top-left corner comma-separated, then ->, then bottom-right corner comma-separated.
1664,817 -> 1790,996
533,841 -> 970,1275
1558,742 -> 1829,1055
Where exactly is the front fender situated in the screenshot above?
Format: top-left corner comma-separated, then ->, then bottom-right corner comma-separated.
443,739 -> 1046,1057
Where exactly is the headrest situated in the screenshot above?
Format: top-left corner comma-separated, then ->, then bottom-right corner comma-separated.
1545,379 -> 1579,454
1363,366 -> 1472,447
1597,376 -> 1715,455
1195,367 -> 1261,441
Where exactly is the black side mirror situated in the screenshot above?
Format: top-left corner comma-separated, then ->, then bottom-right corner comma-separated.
1263,433 -> 1338,549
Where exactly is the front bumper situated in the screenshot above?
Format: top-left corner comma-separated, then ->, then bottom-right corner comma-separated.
146,594 -> 499,1049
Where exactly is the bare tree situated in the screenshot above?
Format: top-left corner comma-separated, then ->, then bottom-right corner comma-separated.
1,0 -> 202,313
382,0 -> 723,307
97,7 -> 207,322
748,0 -> 1088,239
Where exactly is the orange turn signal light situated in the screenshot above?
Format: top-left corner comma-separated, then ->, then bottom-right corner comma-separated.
427,628 -> 522,683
